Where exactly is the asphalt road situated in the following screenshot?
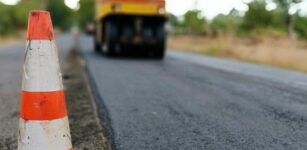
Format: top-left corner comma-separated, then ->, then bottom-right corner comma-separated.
79,35 -> 307,150
0,41 -> 23,149
1,34 -> 307,150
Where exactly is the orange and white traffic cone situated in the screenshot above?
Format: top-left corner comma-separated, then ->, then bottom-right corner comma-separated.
18,10 -> 73,150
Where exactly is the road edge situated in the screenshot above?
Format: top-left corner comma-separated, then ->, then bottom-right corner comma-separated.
63,48 -> 112,150
77,48 -> 117,150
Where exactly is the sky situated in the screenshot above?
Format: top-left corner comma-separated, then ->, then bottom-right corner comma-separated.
1,0 -> 307,19
166,0 -> 250,19
0,0 -> 81,10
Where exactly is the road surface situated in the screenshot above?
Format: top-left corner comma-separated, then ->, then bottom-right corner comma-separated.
1,34 -> 307,150
79,35 -> 307,150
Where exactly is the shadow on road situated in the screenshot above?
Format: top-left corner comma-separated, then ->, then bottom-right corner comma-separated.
92,49 -> 166,61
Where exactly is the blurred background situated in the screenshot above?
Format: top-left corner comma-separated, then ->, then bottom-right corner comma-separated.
1,0 -> 307,71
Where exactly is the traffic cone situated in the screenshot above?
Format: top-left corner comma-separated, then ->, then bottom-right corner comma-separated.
18,10 -> 73,150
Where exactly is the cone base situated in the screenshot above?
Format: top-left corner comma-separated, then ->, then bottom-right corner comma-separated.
18,116 -> 72,150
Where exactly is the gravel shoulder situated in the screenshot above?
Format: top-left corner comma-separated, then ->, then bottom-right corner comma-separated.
63,48 -> 112,150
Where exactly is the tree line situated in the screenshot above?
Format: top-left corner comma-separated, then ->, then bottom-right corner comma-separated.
1,0 -> 307,39
169,0 -> 307,39
0,0 -> 94,36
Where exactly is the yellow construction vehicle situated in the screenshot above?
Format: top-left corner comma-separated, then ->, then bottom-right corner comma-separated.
94,0 -> 167,58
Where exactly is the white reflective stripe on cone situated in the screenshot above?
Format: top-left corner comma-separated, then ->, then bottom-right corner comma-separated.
18,116 -> 72,150
22,40 -> 63,92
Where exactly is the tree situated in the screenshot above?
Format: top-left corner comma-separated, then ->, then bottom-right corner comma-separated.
294,15 -> 307,39
46,0 -> 75,30
210,9 -> 242,36
0,0 -> 41,35
78,0 -> 95,28
0,0 -> 76,36
12,0 -> 42,28
242,0 -> 281,31
0,3 -> 14,35
168,13 -> 180,27
182,10 -> 207,34
274,0 -> 302,38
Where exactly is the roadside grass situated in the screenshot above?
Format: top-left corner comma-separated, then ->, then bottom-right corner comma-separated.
0,36 -> 22,47
0,31 -> 25,47
167,35 -> 307,72
205,46 -> 221,56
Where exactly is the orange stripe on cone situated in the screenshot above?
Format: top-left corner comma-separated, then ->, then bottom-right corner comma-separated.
26,10 -> 54,40
21,90 -> 67,120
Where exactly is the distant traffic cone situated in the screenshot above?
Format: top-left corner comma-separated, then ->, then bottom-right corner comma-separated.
18,10 -> 73,150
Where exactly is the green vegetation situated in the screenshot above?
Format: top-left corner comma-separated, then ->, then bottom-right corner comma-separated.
169,10 -> 207,34
241,0 -> 281,31
210,9 -> 241,36
169,0 -> 307,39
78,0 -> 95,28
274,0 -> 302,37
0,0 -> 95,36
205,46 -> 221,56
182,10 -> 207,34
1,0 -> 307,39
294,15 -> 307,38
0,0 -> 41,35
46,0 -> 75,30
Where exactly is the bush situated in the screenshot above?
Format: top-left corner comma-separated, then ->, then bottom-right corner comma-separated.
242,0 -> 283,31
294,15 -> 307,39
210,9 -> 242,36
182,10 -> 207,34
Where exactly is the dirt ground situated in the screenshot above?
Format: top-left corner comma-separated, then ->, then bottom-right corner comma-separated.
168,35 -> 307,72
63,49 -> 111,150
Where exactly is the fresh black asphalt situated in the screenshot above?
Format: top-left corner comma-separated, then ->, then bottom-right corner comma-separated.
79,35 -> 307,150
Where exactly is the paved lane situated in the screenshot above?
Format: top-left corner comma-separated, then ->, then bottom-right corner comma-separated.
80,35 -> 307,150
0,43 -> 23,149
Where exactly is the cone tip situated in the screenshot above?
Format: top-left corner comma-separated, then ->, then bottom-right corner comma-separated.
30,10 -> 49,14
26,10 -> 54,40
